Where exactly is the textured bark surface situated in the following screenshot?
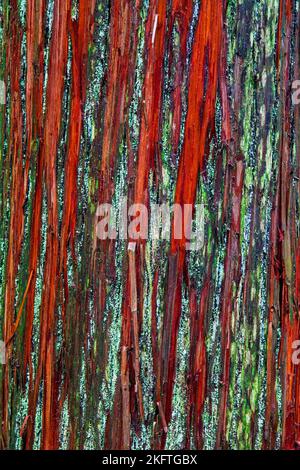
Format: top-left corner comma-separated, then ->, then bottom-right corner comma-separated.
0,0 -> 300,450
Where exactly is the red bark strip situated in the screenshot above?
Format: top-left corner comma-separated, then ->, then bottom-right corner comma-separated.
264,0 -> 293,450
23,0 -> 46,385
168,0 -> 193,159
26,0 -> 71,450
129,243 -> 144,422
292,6 -> 300,450
6,271 -> 33,347
186,279 -> 207,450
57,0 -> 96,448
134,0 -> 168,205
159,0 -> 223,448
2,0 -> 26,446
115,0 -> 168,449
60,0 -> 96,304
91,0 -> 142,449
276,0 -> 298,450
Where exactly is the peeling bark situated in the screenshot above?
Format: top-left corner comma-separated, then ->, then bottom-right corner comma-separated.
1,0 -> 300,451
